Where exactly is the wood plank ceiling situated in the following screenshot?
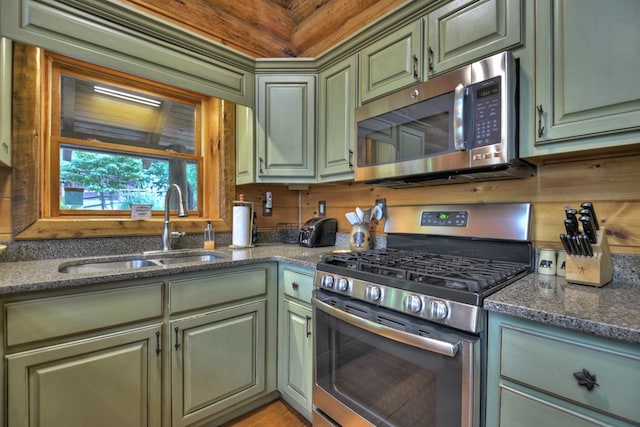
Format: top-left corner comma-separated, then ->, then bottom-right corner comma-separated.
122,0 -> 410,58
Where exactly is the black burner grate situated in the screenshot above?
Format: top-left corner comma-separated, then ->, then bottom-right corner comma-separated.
322,248 -> 529,293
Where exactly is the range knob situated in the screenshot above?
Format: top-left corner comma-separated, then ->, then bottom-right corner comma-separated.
427,300 -> 449,320
321,275 -> 334,288
403,295 -> 422,313
336,278 -> 349,292
365,286 -> 382,302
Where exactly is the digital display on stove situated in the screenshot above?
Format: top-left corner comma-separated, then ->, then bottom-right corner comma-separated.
420,211 -> 468,227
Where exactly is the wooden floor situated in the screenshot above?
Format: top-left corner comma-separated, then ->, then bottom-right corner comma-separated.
221,400 -> 311,427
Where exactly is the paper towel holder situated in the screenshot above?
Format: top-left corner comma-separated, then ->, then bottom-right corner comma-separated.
230,199 -> 255,249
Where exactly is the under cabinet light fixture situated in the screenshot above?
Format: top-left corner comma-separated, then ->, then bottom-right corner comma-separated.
93,86 -> 162,107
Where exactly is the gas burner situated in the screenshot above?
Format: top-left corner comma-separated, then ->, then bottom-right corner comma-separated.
322,249 -> 529,293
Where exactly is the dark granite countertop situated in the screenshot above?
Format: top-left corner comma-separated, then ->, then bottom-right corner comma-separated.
0,244 -> 329,296
485,273 -> 640,344
2,242 -> 639,345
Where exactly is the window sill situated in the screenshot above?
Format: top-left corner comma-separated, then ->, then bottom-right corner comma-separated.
15,218 -> 231,240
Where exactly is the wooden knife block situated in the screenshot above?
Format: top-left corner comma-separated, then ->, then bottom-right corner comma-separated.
565,229 -> 613,287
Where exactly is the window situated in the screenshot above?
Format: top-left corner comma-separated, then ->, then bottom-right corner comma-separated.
10,44 -> 234,240
51,58 -> 202,215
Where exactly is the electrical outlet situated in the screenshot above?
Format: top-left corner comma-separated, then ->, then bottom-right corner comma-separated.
262,200 -> 272,216
318,200 -> 326,217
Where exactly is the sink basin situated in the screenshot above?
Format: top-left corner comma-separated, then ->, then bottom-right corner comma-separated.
59,258 -> 161,273
157,254 -> 222,265
58,250 -> 225,273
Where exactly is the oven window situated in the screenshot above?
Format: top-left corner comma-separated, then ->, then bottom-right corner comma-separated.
357,92 -> 454,167
315,306 -> 471,427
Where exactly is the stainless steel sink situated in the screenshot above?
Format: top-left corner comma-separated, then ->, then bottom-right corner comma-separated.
58,250 -> 225,273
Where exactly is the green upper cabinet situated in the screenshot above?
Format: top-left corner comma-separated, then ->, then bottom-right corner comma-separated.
256,74 -> 316,182
359,19 -> 422,103
317,55 -> 357,182
0,0 -> 255,105
236,105 -> 255,185
0,37 -> 11,167
424,0 -> 522,77
524,0 -> 640,156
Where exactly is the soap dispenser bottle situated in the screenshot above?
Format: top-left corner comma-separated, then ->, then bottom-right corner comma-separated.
204,221 -> 215,249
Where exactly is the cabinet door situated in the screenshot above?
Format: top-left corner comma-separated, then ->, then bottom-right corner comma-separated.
256,74 -> 316,181
171,300 -> 267,427
425,0 -> 521,76
534,0 -> 640,145
0,37 -> 11,167
235,104 -> 255,185
7,326 -> 162,427
318,55 -> 356,181
278,300 -> 312,418
359,20 -> 422,103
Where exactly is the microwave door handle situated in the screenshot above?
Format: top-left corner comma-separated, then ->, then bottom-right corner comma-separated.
313,297 -> 459,358
453,83 -> 466,151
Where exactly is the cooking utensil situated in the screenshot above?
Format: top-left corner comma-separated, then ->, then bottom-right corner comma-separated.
355,207 -> 364,223
346,212 -> 360,225
362,208 -> 372,223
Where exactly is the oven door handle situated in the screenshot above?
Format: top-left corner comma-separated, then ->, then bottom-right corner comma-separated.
313,298 -> 459,358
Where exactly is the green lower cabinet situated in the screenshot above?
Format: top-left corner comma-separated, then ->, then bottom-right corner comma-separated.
171,300 -> 268,427
486,312 -> 640,427
277,264 -> 314,420
7,325 -> 163,427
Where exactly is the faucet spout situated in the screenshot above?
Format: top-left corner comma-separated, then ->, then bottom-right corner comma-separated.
162,184 -> 188,251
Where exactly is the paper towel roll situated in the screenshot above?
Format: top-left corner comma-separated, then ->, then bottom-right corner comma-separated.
232,205 -> 251,247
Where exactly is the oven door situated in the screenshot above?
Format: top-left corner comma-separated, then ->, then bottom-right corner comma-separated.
312,291 -> 481,427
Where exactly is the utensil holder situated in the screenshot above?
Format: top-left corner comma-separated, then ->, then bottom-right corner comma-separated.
565,229 -> 613,287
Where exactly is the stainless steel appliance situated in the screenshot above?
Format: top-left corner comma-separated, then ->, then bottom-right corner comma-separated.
355,52 -> 535,186
312,203 -> 533,427
299,217 -> 338,247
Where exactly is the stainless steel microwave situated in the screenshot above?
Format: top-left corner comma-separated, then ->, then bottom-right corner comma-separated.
355,51 -> 535,186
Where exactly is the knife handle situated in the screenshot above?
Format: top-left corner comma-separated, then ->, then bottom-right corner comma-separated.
564,218 -> 578,236
579,234 -> 594,257
580,202 -> 600,230
559,234 -> 573,256
579,215 -> 597,244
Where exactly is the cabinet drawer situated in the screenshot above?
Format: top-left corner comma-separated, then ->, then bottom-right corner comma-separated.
500,324 -> 640,424
282,268 -> 313,303
5,283 -> 163,347
170,267 -> 267,313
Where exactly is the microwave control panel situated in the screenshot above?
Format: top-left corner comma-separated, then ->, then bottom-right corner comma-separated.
469,76 -> 502,148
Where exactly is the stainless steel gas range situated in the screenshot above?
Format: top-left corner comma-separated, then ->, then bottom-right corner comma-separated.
312,203 -> 533,427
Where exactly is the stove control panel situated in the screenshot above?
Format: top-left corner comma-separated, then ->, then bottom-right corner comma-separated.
420,210 -> 468,227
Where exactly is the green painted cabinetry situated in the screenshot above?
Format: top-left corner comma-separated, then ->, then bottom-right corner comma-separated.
424,0 -> 522,77
277,264 -> 314,420
3,264 -> 279,427
521,0 -> 640,156
0,37 -> 11,167
317,55 -> 357,182
235,105 -> 255,185
255,74 -> 316,182
359,20 -> 422,103
4,282 -> 164,427
168,265 -> 277,427
486,312 -> 640,426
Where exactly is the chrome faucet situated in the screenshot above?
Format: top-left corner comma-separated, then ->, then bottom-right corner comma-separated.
162,184 -> 188,251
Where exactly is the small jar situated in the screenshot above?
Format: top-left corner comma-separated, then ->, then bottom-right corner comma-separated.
349,223 -> 370,251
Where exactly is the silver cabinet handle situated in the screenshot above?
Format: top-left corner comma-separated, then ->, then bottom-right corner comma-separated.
155,331 -> 162,355
427,47 -> 434,73
313,297 -> 459,357
306,315 -> 312,338
412,54 -> 419,80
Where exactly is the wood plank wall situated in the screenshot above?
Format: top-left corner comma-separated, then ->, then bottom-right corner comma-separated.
238,147 -> 640,255
0,167 -> 10,241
